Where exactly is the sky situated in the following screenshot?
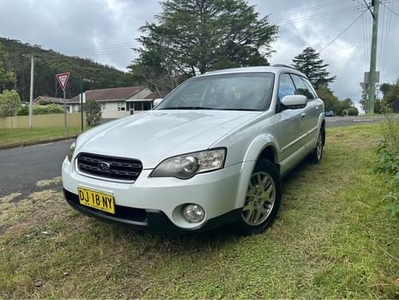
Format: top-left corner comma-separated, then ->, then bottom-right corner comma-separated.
0,0 -> 398,105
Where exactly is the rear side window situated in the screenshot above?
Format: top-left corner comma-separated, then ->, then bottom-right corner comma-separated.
291,74 -> 315,100
301,77 -> 318,99
278,73 -> 296,101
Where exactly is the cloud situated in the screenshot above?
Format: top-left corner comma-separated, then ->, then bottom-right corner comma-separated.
0,0 -> 398,102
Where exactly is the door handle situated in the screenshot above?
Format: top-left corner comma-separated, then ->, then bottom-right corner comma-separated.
316,107 -> 320,112
301,112 -> 306,120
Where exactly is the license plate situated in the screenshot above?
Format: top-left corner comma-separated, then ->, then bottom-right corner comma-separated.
78,187 -> 115,214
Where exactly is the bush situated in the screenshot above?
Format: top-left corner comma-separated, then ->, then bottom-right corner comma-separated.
17,104 -> 64,116
347,107 -> 359,116
17,105 -> 29,116
376,114 -> 399,219
0,90 -> 21,117
85,100 -> 101,126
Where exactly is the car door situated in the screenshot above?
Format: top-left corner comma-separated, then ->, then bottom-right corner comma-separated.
290,74 -> 321,147
277,73 -> 308,163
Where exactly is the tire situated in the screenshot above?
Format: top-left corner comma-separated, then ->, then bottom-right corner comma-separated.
310,129 -> 324,164
234,159 -> 282,236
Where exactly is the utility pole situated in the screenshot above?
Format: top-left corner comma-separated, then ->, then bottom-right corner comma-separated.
367,0 -> 379,115
29,55 -> 34,129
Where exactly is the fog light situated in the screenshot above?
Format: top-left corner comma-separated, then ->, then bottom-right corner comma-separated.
182,204 -> 205,223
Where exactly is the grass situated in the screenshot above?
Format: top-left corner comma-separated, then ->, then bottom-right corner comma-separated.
0,127 -> 81,147
0,123 -> 398,298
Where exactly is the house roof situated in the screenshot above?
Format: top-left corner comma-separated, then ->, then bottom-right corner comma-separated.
144,91 -> 169,99
34,96 -> 66,104
68,86 -> 146,104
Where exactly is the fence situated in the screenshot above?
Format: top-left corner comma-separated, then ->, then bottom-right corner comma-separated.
0,113 -> 85,129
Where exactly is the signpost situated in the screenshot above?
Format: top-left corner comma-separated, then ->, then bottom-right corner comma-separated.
56,72 -> 70,134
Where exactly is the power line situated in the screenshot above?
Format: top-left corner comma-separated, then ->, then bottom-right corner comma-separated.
269,0 -> 346,21
319,8 -> 368,52
275,4 -> 364,26
362,12 -> 369,70
380,0 -> 399,16
379,0 -> 394,82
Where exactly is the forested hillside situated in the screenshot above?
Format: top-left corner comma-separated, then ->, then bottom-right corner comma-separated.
0,37 -> 135,102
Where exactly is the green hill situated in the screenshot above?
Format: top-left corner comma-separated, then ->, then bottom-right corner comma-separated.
0,37 -> 135,102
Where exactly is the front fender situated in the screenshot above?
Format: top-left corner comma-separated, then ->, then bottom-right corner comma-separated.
233,134 -> 280,209
243,134 -> 280,163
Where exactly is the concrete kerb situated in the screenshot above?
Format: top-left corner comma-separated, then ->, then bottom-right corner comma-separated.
0,136 -> 76,150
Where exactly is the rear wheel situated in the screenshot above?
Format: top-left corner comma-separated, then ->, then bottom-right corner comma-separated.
235,159 -> 282,236
310,129 -> 324,164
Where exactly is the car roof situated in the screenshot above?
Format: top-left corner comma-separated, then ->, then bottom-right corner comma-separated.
201,65 -> 306,78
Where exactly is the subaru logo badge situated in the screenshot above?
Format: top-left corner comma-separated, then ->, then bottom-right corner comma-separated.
99,161 -> 110,171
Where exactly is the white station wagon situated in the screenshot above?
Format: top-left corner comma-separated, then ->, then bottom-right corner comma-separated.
62,65 -> 325,235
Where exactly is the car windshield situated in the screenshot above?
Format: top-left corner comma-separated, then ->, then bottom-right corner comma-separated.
156,72 -> 275,111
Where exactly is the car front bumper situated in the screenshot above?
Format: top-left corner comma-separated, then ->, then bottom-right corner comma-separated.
62,157 -> 250,232
63,188 -> 241,232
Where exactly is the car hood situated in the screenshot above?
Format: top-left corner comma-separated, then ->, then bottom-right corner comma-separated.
76,110 -> 258,168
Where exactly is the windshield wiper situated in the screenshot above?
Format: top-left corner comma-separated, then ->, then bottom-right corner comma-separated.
161,106 -> 217,110
219,108 -> 261,111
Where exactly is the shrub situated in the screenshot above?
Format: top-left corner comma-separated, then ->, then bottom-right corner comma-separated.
347,107 -> 359,116
17,104 -> 64,116
17,105 -> 29,116
85,100 -> 101,126
0,90 -> 21,117
376,114 -> 399,219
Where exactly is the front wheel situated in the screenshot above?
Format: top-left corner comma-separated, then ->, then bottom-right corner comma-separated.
234,159 -> 282,236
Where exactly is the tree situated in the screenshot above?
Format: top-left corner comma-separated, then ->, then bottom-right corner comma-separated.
85,100 -> 101,126
0,42 -> 14,90
317,86 -> 339,112
380,79 -> 399,108
0,89 -> 21,117
0,37 -> 135,102
292,47 -> 336,89
316,86 -> 354,116
129,0 -> 278,92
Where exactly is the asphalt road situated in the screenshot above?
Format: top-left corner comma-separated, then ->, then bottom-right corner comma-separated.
325,115 -> 388,127
0,139 -> 73,199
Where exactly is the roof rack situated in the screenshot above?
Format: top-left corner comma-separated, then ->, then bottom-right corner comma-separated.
272,64 -> 296,70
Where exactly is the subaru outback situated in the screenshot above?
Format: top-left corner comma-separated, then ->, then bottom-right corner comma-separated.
62,65 -> 325,235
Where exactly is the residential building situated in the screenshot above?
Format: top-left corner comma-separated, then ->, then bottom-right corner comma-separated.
68,86 -> 155,119
33,96 -> 66,105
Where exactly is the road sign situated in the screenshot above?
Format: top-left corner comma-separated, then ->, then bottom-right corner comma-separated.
56,72 -> 70,91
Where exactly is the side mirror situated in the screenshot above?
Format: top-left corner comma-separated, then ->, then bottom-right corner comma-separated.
281,95 -> 307,109
153,98 -> 163,107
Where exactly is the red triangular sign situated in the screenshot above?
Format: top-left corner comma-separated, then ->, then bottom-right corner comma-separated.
56,72 -> 70,91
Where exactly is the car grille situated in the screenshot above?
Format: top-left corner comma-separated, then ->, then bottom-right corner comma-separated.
77,153 -> 143,182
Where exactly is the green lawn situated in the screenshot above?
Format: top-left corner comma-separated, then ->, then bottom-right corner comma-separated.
0,127 -> 81,148
0,124 -> 398,298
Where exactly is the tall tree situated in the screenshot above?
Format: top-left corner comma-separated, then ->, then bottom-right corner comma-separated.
292,47 -> 336,89
129,0 -> 278,92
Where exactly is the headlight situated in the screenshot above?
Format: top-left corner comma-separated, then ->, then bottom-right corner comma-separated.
67,141 -> 76,162
150,148 -> 226,179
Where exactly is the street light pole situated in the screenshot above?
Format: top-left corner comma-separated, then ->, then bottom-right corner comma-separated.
29,55 -> 34,129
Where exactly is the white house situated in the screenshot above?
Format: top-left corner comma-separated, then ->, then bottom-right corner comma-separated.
68,86 -> 157,119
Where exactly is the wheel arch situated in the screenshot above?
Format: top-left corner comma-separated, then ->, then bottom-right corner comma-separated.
234,134 -> 280,209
